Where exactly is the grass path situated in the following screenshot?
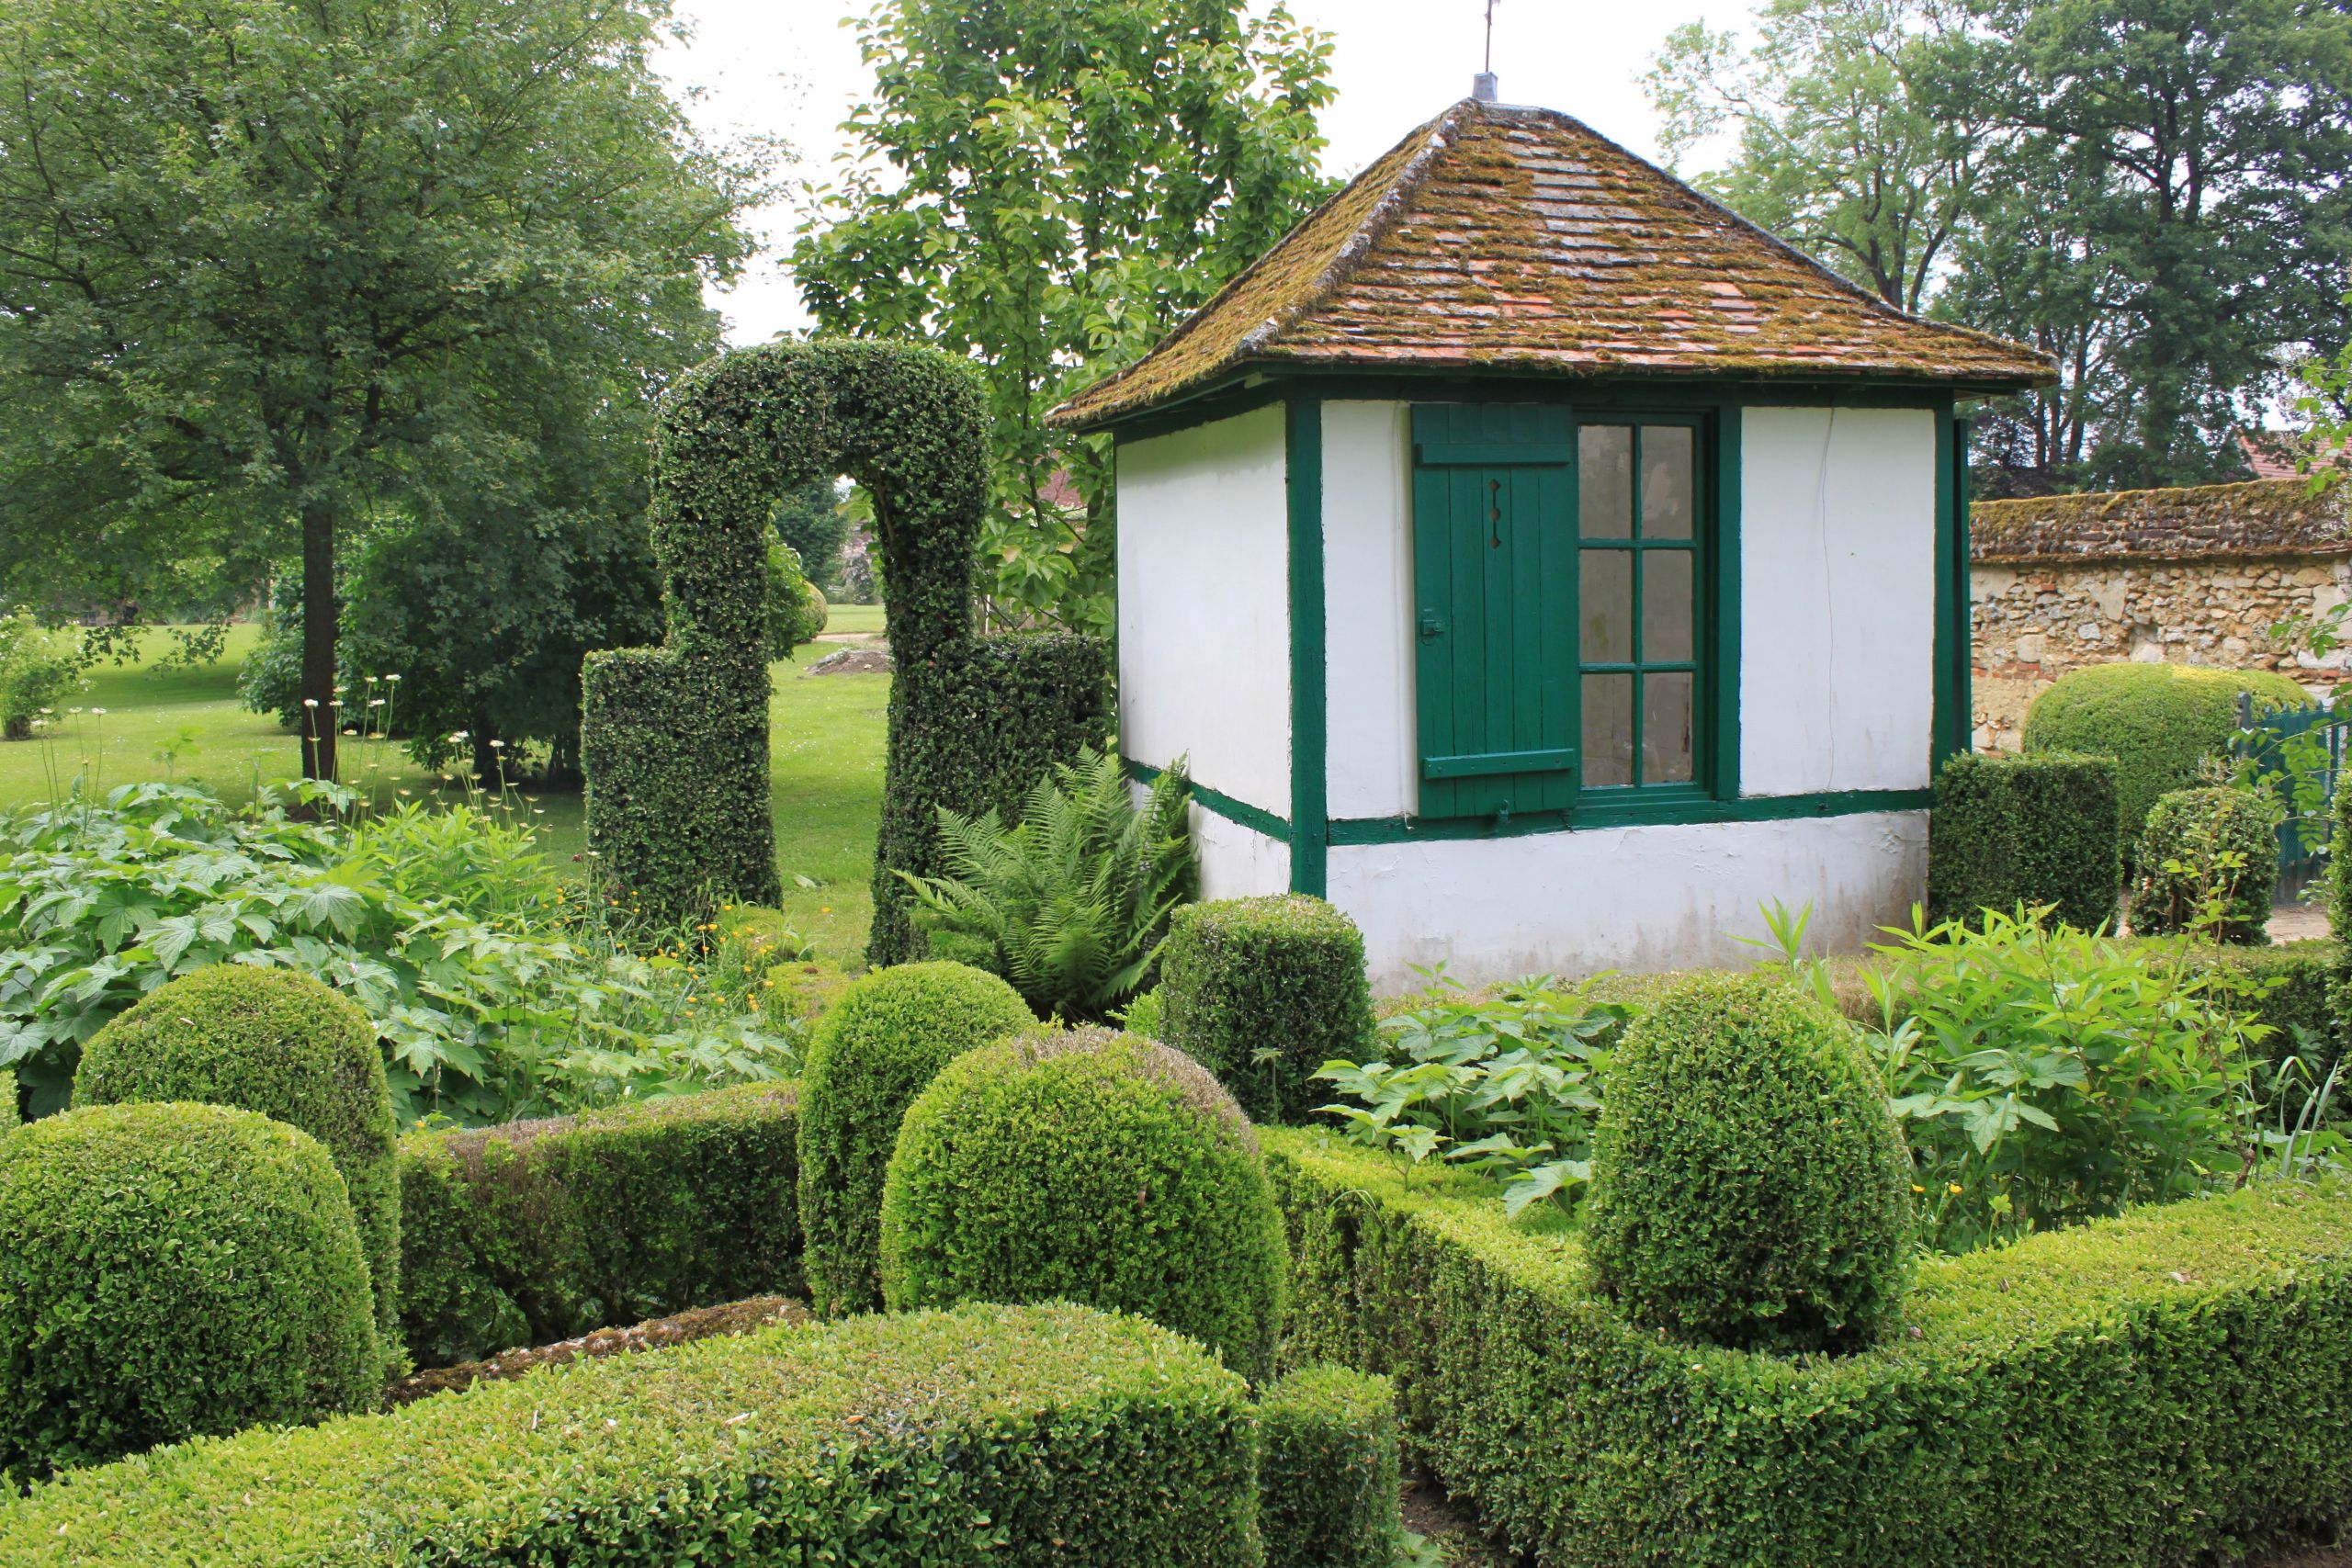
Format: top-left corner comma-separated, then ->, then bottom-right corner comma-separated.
0,626 -> 891,964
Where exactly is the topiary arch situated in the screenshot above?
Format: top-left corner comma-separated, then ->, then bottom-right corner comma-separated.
583,340 -> 1110,951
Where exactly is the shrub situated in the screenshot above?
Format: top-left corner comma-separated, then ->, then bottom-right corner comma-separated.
1316,971 -> 1629,1217
871,626 -> 1114,964
1122,985 -> 1165,1037
880,1027 -> 1288,1382
0,782 -> 797,1122
1159,894 -> 1377,1122
2129,784 -> 2281,941
74,963 -> 401,1352
1258,1365 -> 1403,1568
399,1083 -> 802,1367
2203,939 -> 2342,1112
1585,974 -> 1913,1352
0,1069 -> 16,1131
1271,1131 -> 2352,1568
0,1103 -> 378,1483
796,961 -> 1035,1315
899,748 -> 1196,1020
579,340 -> 1111,940
2021,661 -> 2308,851
763,536 -> 825,656
0,610 -> 82,740
1926,750 -> 2120,931
0,1303 -> 1261,1566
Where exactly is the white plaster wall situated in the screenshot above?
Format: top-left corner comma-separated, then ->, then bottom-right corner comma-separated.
1117,405 -> 1291,817
1329,810 -> 1927,989
1193,810 -> 1294,900
1322,400 -> 1418,818
1740,407 -> 1939,795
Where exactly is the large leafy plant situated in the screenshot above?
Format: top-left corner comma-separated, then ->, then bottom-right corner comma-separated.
1848,906 -> 2262,1251
1315,971 -> 1632,1218
0,783 -> 796,1123
897,750 -> 1194,1021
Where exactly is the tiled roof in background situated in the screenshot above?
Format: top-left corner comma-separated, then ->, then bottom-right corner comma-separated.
1054,99 -> 2054,429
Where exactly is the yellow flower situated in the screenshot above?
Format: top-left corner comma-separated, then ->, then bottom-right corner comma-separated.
1911,1184 -> 1925,1194
1947,1182 -> 1963,1196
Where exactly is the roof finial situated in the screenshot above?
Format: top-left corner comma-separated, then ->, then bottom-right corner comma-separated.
1473,0 -> 1500,103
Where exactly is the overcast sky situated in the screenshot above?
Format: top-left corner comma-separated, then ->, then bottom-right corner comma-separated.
654,0 -> 1757,344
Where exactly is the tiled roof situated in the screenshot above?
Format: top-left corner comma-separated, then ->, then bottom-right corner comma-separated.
1972,479 -> 2352,564
2237,429 -> 2351,481
1052,99 -> 2054,430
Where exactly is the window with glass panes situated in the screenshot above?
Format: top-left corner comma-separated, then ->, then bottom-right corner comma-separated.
1408,405 -> 1713,822
1575,421 -> 1702,790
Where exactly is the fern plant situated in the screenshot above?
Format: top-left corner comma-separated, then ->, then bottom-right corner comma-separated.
897,750 -> 1196,1021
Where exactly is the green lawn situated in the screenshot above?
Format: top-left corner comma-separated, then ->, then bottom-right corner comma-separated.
0,627 -> 891,964
824,602 -> 886,637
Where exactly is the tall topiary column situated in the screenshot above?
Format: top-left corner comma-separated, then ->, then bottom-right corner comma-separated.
582,340 -> 1109,941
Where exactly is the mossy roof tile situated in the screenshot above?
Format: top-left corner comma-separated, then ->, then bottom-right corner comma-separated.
1053,99 -> 2054,429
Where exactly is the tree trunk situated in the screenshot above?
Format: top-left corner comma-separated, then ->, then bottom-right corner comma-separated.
300,494 -> 338,782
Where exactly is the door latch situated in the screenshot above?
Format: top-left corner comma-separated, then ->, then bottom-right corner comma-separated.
1419,611 -> 1446,644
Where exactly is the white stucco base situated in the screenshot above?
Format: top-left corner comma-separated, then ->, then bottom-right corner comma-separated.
1192,809 -> 1292,900
1328,810 -> 1927,989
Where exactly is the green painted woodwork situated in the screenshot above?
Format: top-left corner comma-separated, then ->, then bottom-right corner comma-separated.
1124,758 -> 1292,844
1409,402 -> 1722,824
1327,786 -> 1933,844
1286,394 -> 1329,897
1410,403 -> 1580,822
1931,403 -> 1971,769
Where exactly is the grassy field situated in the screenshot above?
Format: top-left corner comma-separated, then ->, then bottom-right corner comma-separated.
0,626 -> 892,963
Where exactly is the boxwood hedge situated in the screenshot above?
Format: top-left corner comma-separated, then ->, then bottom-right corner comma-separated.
74,963 -> 402,1355
1926,750 -> 2120,931
2020,661 -> 2308,853
0,1103 -> 379,1484
1267,1129 -> 2352,1568
796,962 -> 1036,1316
1258,1364 -> 1403,1568
399,1083 -> 801,1367
578,337 -> 1108,942
1157,896 -> 1377,1123
2129,785 -> 2281,942
0,1302 -> 1262,1566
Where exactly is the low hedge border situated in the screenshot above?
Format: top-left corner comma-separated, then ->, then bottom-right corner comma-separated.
1926,750 -> 2120,932
0,1302 -> 1261,1566
1259,1364 -> 1403,1568
399,1083 -> 800,1368
1265,1128 -> 2352,1568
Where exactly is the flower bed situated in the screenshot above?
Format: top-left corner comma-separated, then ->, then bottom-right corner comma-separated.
1266,1128 -> 2352,1568
0,1302 -> 1260,1566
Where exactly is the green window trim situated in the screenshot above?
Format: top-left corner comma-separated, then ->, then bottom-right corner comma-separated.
1408,401 -> 1734,829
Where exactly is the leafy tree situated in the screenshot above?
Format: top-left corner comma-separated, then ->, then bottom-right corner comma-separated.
1648,0 -> 2352,491
0,0 -> 756,780
1648,0 -> 1989,313
792,0 -> 1337,636
1963,0 -> 2352,487
772,479 -> 851,595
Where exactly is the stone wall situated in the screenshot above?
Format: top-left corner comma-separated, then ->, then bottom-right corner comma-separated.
1970,479 -> 2352,750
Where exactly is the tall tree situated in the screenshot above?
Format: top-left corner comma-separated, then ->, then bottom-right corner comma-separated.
1647,0 -> 1987,313
0,0 -> 756,779
1965,0 -> 2352,486
791,0 -> 1336,636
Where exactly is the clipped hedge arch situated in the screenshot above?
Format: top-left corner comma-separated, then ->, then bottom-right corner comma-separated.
583,339 -> 1109,943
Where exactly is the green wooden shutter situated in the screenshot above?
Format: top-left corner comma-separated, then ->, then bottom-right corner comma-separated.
1411,404 -> 1577,821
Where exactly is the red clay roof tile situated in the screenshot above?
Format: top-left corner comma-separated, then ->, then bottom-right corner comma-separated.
1052,100 -> 2054,429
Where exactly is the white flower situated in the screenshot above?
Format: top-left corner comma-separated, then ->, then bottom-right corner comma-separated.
302,698 -> 320,708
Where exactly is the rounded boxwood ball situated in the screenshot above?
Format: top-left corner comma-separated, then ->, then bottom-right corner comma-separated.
75,963 -> 401,1351
878,1027 -> 1287,1382
0,1102 -> 379,1482
796,961 -> 1037,1315
1585,975 -> 1913,1354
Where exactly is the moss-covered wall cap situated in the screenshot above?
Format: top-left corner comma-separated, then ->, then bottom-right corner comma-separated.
1051,99 -> 2053,431
1972,479 -> 2352,565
